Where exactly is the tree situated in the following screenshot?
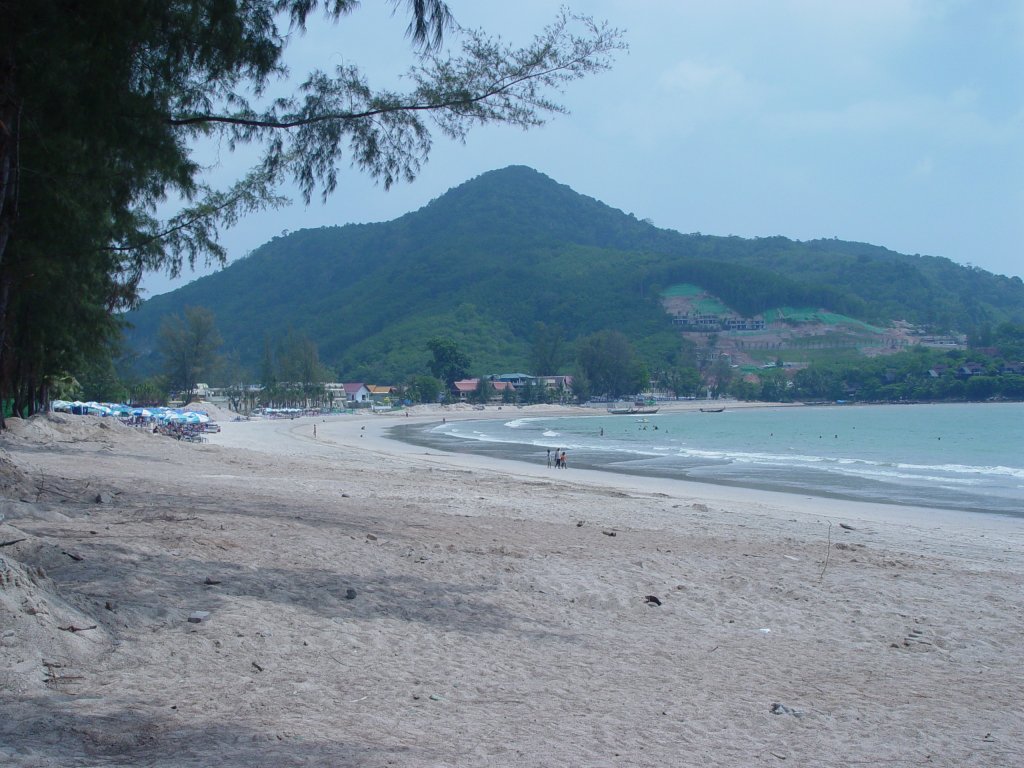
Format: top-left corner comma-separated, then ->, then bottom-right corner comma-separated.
708,357 -> 734,399
530,322 -> 566,375
427,337 -> 470,388
965,375 -> 997,401
757,368 -> 789,402
159,306 -> 222,404
216,350 -> 250,412
575,330 -> 646,398
260,336 -> 277,390
517,379 -> 547,405
276,328 -> 333,405
570,370 -> 592,403
126,376 -> 169,407
406,374 -> 443,404
993,322 -> 1024,360
0,2 -> 625,423
660,365 -> 700,399
471,376 -> 494,404
77,354 -> 129,404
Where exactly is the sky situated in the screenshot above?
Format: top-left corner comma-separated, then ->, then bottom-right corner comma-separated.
142,0 -> 1024,297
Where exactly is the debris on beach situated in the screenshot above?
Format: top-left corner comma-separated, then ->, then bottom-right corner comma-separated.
770,702 -> 805,718
57,624 -> 97,633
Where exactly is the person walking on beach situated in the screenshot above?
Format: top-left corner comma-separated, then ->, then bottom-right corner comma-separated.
313,424 -> 317,438
547,448 -> 552,468
560,450 -> 568,469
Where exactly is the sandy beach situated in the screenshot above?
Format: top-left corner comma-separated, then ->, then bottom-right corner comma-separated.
1,406 -> 1022,767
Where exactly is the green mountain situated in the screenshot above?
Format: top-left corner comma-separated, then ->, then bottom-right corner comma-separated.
123,165 -> 1024,382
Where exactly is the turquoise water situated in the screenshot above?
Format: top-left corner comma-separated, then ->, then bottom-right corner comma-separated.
391,403 -> 1024,517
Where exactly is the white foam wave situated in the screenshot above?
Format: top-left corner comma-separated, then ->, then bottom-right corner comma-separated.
895,462 -> 1024,479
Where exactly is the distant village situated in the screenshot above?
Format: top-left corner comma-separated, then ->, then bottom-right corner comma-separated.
149,284 -> 1022,414
186,374 -> 577,415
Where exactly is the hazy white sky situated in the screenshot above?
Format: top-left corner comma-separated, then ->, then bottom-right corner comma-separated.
143,0 -> 1023,297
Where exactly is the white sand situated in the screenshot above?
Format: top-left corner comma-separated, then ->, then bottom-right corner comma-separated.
1,408 -> 1022,767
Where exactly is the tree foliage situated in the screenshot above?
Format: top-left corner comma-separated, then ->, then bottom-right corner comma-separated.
733,333 -> 1024,404
123,165 -> 1024,395
253,327 -> 334,407
0,2 -> 625,423
659,365 -> 701,399
426,337 -> 470,388
530,322 -> 567,376
405,374 -> 443,404
575,330 -> 646,398
159,306 -> 223,404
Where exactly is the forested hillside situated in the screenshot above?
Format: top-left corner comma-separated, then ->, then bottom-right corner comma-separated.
123,166 -> 1024,382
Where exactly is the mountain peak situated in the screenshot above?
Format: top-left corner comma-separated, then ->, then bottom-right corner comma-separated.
123,166 -> 1023,383
408,165 -> 659,250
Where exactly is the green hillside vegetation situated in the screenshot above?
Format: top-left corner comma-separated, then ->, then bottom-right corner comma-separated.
761,308 -> 887,334
661,284 -> 703,297
123,166 -> 1024,387
697,236 -> 1024,330
694,297 -> 731,315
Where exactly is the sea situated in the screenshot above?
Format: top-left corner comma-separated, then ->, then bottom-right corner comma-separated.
390,402 -> 1024,518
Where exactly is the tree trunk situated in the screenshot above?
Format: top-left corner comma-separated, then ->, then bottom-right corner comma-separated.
0,37 -> 19,430
0,40 -> 17,267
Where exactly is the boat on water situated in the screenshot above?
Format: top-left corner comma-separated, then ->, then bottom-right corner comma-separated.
699,407 -> 725,413
607,400 -> 659,415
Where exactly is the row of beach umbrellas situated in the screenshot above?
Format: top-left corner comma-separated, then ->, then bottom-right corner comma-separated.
51,400 -> 211,424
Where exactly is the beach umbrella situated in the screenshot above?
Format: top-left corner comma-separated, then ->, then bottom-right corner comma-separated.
168,411 -> 204,424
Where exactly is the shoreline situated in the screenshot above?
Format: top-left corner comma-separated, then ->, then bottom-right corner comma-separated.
381,404 -> 1023,522
388,419 -> 1020,519
2,409 -> 1022,766
217,406 -> 1024,537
